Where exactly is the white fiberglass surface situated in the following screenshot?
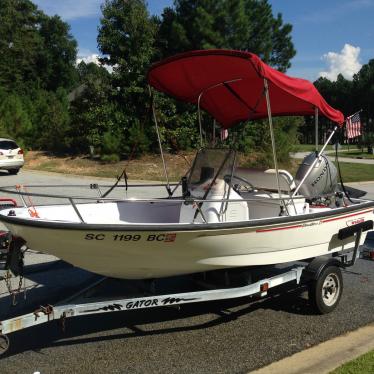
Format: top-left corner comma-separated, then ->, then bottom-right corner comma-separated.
9,201 -> 182,224
3,196 -> 366,226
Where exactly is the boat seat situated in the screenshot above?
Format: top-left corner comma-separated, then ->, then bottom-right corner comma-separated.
234,169 -> 308,218
179,178 -> 249,223
242,191 -> 308,219
235,167 -> 296,193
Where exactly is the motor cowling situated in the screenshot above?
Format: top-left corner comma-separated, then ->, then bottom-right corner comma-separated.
295,152 -> 338,198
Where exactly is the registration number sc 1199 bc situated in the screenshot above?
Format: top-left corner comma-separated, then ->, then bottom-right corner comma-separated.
84,233 -> 177,242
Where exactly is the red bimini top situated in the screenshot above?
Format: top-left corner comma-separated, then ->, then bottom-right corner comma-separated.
147,50 -> 344,128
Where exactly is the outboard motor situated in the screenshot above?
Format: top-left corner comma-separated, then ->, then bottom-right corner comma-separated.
295,152 -> 338,198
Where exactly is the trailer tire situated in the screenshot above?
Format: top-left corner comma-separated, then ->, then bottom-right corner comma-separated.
0,334 -> 10,355
308,265 -> 343,314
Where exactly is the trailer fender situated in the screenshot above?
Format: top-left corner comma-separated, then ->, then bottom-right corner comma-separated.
301,256 -> 342,282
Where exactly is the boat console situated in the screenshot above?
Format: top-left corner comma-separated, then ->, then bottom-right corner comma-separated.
178,147 -> 309,223
177,147 -> 348,223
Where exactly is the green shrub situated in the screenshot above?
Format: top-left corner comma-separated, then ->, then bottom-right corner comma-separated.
101,154 -> 120,163
101,130 -> 121,156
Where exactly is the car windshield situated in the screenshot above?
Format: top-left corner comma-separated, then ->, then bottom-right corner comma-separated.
0,141 -> 18,150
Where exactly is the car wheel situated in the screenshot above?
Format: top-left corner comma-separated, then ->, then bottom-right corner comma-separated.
8,169 -> 19,175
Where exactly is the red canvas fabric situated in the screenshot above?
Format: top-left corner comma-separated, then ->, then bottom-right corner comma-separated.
147,50 -> 344,128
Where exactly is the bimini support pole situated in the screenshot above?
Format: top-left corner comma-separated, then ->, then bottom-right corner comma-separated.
196,78 -> 243,149
148,86 -> 172,196
213,119 -> 216,146
315,106 -> 319,151
264,79 -> 282,200
292,125 -> 338,198
197,92 -> 204,147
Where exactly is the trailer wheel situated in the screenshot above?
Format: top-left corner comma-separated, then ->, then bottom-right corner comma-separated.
0,334 -> 10,356
308,266 -> 343,314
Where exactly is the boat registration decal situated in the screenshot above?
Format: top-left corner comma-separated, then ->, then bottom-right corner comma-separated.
84,233 -> 177,243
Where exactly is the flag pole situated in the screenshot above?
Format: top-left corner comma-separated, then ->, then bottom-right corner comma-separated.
348,109 -> 363,118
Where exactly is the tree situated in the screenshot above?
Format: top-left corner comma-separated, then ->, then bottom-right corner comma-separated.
0,0 -> 80,153
156,0 -> 296,71
37,15 -> 78,91
353,59 -> 374,129
97,0 -> 157,155
314,75 -> 354,117
98,0 -> 156,79
69,62 -> 117,153
23,88 -> 71,152
0,90 -> 32,143
0,0 -> 78,93
0,0 -> 43,91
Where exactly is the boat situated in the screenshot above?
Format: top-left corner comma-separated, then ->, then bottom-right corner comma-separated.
0,49 -> 373,280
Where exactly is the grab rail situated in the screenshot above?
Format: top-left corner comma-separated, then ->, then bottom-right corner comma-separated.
0,184 -> 308,203
0,183 -> 346,225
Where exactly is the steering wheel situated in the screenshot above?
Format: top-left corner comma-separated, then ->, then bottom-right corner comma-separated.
224,174 -> 255,193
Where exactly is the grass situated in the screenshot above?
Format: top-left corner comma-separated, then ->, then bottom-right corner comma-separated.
23,151 -> 374,183
330,350 -> 374,374
337,151 -> 374,159
24,150 -> 295,181
24,151 -> 194,181
334,162 -> 374,182
239,160 -> 374,183
295,144 -> 352,152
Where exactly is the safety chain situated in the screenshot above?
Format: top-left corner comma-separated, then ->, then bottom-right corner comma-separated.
3,269 -> 26,306
1,234 -> 27,306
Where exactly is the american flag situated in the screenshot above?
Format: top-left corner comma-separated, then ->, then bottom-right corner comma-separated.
346,112 -> 362,139
220,128 -> 228,141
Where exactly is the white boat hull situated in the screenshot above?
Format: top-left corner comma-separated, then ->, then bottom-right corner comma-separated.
2,204 -> 373,279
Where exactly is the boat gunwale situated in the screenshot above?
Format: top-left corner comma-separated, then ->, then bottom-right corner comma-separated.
0,200 -> 373,232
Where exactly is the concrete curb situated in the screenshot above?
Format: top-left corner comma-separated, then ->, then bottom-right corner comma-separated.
250,323 -> 374,374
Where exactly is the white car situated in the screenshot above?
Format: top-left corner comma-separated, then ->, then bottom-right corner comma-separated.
0,138 -> 24,175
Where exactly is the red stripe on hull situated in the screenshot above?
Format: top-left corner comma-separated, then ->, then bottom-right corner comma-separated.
256,225 -> 303,233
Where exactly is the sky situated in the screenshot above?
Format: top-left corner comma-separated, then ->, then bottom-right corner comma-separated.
33,0 -> 374,82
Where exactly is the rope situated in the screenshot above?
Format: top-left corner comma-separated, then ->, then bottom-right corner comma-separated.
16,184 -> 39,218
334,141 -> 355,204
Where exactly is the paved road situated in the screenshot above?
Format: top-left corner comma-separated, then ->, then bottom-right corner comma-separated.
0,170 -> 373,373
1,259 -> 373,374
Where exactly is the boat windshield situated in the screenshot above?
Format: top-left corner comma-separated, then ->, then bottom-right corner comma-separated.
188,148 -> 236,187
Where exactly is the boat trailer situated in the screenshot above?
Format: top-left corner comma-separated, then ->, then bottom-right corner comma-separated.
0,219 -> 371,356
0,264 -> 317,355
